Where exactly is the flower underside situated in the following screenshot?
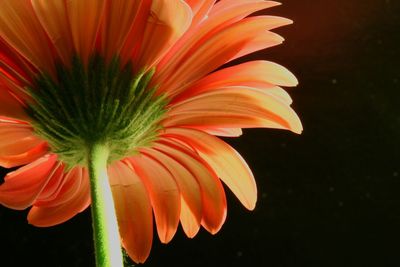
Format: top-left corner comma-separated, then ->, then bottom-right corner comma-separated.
26,55 -> 167,168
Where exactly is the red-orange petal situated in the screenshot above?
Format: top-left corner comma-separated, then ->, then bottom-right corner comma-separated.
153,139 -> 227,234
67,0 -> 105,66
0,121 -> 48,167
28,167 -> 91,227
0,0 -> 55,74
0,37 -> 35,86
0,154 -> 57,210
163,127 -> 257,210
99,0 -> 143,63
128,154 -> 180,244
0,82 -> 31,123
32,0 -> 74,67
119,0 -> 152,66
108,161 -> 153,263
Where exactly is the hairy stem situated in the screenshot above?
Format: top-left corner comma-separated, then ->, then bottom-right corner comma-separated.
87,144 -> 123,267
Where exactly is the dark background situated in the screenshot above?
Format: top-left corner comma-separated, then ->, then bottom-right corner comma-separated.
1,0 -> 399,266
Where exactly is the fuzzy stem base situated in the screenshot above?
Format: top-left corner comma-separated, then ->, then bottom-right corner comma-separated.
87,144 -> 123,267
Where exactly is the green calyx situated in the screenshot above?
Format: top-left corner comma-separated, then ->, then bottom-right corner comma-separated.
26,55 -> 168,168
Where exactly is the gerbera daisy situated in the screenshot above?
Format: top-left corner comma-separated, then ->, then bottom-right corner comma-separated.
0,0 -> 302,266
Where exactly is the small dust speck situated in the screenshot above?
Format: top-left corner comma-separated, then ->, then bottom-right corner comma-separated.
331,78 -> 338,84
393,171 -> 398,177
262,192 -> 268,199
329,187 -> 335,192
338,201 -> 344,207
237,251 -> 243,257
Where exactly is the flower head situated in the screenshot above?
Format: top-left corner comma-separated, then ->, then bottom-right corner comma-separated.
0,0 -> 302,263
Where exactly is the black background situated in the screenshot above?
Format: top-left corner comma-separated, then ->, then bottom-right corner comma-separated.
1,1 -> 399,266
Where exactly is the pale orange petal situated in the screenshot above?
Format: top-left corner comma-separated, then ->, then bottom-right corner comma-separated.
138,0 -> 192,68
67,0 -> 105,66
156,0 -> 280,76
156,16 -> 290,97
0,0 -> 55,74
164,87 -> 303,134
155,1 -> 284,94
0,154 -> 57,210
174,60 -> 297,102
28,167 -> 91,227
128,154 -> 180,243
266,86 -> 294,105
108,161 -> 153,263
32,0 -> 74,67
163,128 -> 257,210
141,147 -> 202,238
153,139 -> 227,234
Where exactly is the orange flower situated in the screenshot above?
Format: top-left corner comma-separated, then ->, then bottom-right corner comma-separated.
0,0 -> 302,264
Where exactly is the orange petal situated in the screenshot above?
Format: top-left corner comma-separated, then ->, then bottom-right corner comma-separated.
157,16 -> 290,97
187,126 -> 243,137
28,167 -> 91,227
180,197 -> 201,238
99,0 -> 144,62
34,165 -> 81,207
141,148 -> 202,238
0,0 -> 55,74
164,87 -> 302,134
32,0 -> 74,67
128,154 -> 180,243
174,60 -> 297,102
153,139 -> 227,234
137,0 -> 192,68
185,0 -> 215,27
67,0 -> 105,66
210,0 -> 280,15
0,154 -> 57,210
164,128 -> 257,210
108,161 -> 153,263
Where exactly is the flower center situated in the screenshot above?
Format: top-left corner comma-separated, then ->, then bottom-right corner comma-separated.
26,55 -> 167,168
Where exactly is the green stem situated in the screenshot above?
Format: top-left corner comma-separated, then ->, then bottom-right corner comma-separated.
87,144 -> 123,267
